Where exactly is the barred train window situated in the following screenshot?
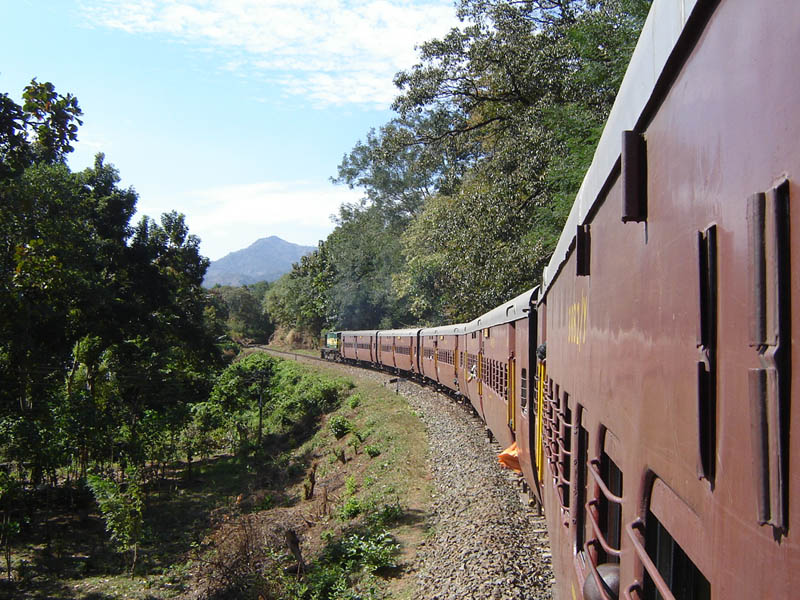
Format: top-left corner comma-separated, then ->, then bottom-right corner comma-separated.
575,422 -> 588,551
643,512 -> 710,600
520,368 -> 527,409
599,453 -> 622,564
560,394 -> 571,509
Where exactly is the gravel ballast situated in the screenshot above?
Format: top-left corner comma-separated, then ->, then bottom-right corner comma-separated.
395,378 -> 554,600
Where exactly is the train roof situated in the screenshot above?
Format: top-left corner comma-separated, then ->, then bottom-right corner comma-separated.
467,286 -> 538,332
541,0 -> 701,296
377,328 -> 422,337
340,330 -> 379,337
419,323 -> 470,337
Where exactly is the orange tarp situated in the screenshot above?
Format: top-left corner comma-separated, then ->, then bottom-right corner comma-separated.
498,441 -> 522,473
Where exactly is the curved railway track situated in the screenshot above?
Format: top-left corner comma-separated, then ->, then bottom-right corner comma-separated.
253,344 -> 555,599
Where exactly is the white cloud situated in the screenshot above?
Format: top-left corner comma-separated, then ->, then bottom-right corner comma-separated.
142,180 -> 364,260
80,0 -> 460,107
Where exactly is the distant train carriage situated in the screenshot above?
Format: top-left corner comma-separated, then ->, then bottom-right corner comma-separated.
340,330 -> 378,364
377,328 -> 421,375
418,324 -> 466,393
464,288 -> 537,452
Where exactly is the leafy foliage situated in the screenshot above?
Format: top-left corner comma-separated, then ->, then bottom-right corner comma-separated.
0,80 -> 225,582
328,415 -> 352,440
258,1 -> 651,336
0,472 -> 21,580
265,239 -> 337,336
364,445 -> 381,459
86,469 -> 144,574
389,0 -> 651,321
196,353 -> 353,456
209,283 -> 274,344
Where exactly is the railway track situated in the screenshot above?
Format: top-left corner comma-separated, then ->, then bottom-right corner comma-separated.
251,344 -> 555,598
253,346 -> 324,362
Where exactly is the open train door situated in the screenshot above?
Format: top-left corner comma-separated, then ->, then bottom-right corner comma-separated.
511,287 -> 543,507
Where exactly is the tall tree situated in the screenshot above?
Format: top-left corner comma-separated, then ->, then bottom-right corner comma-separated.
265,239 -> 336,337
209,284 -> 273,344
391,0 -> 650,320
0,81 -> 222,481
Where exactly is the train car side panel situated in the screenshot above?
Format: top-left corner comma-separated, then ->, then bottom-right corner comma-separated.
479,323 -> 515,450
539,0 -> 800,598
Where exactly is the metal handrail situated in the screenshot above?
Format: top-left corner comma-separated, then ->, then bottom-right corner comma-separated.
625,518 -> 676,600
582,539 -> 618,600
588,458 -> 623,504
586,499 -> 622,558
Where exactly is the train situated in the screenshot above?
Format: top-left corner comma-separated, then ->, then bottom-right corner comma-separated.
320,0 -> 799,598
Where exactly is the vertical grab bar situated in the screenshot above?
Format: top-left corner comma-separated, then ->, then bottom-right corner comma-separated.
625,519 -> 677,600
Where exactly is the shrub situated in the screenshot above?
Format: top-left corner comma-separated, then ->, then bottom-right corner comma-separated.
348,394 -> 362,409
86,468 -> 144,574
332,447 -> 347,464
329,415 -> 351,439
367,502 -> 403,528
254,494 -> 274,511
364,445 -> 381,458
342,531 -> 398,572
340,497 -> 362,519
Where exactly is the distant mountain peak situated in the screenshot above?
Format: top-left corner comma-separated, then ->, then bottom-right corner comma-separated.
203,236 -> 316,288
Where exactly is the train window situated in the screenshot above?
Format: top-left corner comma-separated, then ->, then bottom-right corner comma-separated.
484,328 -> 490,338
598,452 -> 623,564
576,223 -> 591,276
520,368 -> 527,410
697,225 -> 717,485
560,394 -> 572,510
747,181 -> 790,528
643,511 -> 710,600
575,416 -> 589,552
471,332 -> 477,339
621,129 -> 648,223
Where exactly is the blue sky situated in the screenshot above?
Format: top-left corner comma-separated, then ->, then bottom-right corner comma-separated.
1,0 -> 459,260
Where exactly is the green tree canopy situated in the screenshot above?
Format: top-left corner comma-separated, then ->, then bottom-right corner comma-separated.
0,81 -> 223,482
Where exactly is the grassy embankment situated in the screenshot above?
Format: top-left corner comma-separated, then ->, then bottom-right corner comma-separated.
3,353 -> 432,600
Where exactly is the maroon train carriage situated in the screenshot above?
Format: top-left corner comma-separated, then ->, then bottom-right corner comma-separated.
535,0 -> 800,598
418,324 -> 468,394
377,328 -> 421,375
461,288 -> 538,453
340,330 -> 378,365
461,318 -> 483,421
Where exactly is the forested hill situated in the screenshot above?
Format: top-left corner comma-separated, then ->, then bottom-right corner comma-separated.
203,236 -> 315,288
